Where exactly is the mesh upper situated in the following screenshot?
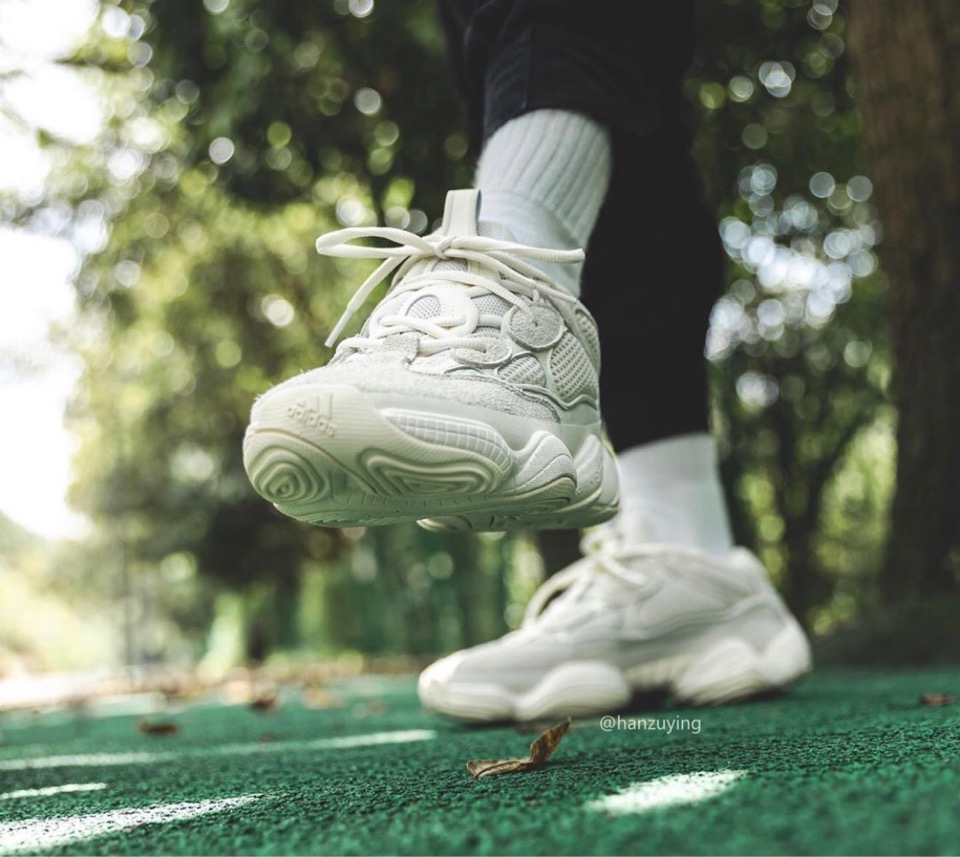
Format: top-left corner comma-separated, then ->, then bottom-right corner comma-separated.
549,332 -> 597,401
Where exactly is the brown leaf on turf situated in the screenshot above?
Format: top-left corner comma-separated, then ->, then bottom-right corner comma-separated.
467,718 -> 572,778
920,692 -> 955,706
137,719 -> 179,736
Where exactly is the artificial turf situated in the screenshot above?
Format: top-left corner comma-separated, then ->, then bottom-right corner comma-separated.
0,666 -> 959,856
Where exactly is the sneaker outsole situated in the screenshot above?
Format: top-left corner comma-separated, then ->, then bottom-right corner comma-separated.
243,383 -> 618,531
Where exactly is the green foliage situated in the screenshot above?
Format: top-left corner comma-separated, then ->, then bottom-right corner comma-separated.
55,0 -> 511,664
688,0 -> 890,625
3,0 -> 896,667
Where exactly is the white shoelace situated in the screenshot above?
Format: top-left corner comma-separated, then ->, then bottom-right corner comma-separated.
521,529 -> 662,628
314,227 -> 584,354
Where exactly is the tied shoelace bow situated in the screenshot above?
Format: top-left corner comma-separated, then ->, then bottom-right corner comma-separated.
520,529 -> 663,628
314,226 -> 584,353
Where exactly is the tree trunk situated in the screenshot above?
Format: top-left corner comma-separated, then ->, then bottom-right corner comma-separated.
847,0 -> 960,599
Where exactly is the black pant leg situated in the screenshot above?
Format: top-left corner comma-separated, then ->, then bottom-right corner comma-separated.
584,125 -> 724,450
435,0 -> 722,449
436,0 -> 695,146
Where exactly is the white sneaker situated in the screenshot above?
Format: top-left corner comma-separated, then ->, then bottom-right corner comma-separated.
243,189 -> 619,531
417,529 -> 813,721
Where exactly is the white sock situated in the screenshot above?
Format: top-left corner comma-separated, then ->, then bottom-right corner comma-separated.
613,433 -> 734,558
473,109 -> 612,296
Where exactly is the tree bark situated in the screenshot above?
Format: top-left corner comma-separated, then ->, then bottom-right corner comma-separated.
846,0 -> 960,599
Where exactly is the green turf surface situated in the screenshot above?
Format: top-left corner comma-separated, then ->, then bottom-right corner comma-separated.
1,667 -> 959,856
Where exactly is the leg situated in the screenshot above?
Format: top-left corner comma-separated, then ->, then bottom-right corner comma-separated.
439,0 -> 733,556
418,0 -> 812,721
588,127 -> 735,555
437,0 -> 696,150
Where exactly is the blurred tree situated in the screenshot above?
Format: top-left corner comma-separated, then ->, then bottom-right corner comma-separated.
1,0 -> 908,667
55,0 -> 510,662
846,0 -> 960,601
690,0 -> 888,625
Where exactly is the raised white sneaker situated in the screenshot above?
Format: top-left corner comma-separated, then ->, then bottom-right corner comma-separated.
243,189 -> 619,531
417,530 -> 813,721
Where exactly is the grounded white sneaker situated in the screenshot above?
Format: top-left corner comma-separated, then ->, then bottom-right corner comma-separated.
243,189 -> 619,531
418,531 -> 813,721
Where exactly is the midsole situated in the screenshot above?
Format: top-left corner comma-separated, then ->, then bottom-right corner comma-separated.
430,603 -> 804,700
424,620 -> 810,720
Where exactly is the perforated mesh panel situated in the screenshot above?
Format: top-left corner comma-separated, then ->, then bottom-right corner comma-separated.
498,354 -> 546,386
549,333 -> 597,400
470,294 -> 510,339
405,295 -> 443,319
576,309 -> 601,368
472,294 -> 512,316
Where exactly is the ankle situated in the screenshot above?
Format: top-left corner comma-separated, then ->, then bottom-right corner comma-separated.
473,109 -> 611,297
614,434 -> 734,558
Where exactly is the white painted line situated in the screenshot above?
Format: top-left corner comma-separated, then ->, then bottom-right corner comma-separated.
0,783 -> 106,800
0,795 -> 261,855
0,753 -> 163,772
585,770 -> 745,814
254,729 -> 438,753
0,729 -> 437,771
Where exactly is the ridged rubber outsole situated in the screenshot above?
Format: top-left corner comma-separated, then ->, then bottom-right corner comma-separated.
243,383 -> 618,531
417,618 -> 813,723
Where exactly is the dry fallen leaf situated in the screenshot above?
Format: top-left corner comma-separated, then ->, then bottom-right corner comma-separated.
467,718 -> 572,778
920,692 -> 955,706
137,719 -> 180,736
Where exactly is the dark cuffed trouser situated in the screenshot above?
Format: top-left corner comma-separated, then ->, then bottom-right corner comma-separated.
436,0 -> 724,451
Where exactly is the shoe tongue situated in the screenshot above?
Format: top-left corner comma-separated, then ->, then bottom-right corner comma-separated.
400,188 -> 480,284
438,188 -> 480,237
536,569 -> 631,628
435,188 -> 517,243
535,528 -> 650,626
369,190 -> 514,342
